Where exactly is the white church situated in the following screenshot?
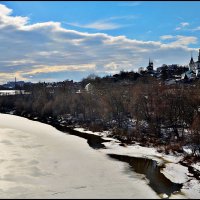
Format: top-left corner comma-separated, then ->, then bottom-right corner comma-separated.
182,49 -> 200,80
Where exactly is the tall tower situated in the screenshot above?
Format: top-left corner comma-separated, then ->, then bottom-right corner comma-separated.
147,58 -> 153,71
189,54 -> 196,71
198,49 -> 200,62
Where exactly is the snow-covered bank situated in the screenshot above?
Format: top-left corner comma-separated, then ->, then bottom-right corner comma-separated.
0,113 -> 159,199
74,127 -> 114,141
75,127 -> 200,199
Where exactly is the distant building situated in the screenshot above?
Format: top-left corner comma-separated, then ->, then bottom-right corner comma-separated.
146,58 -> 156,76
189,56 -> 196,71
3,81 -> 25,89
181,49 -> 200,80
2,79 -> 32,89
85,83 -> 94,93
147,58 -> 154,72
0,90 -> 26,96
196,49 -> 200,77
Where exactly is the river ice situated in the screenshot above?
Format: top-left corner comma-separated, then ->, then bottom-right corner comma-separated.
0,114 -> 159,199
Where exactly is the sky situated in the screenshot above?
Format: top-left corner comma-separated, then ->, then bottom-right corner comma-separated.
0,1 -> 200,83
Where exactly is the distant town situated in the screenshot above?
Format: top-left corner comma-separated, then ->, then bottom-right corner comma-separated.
1,49 -> 200,96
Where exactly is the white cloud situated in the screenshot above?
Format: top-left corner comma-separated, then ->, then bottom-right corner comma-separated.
119,2 -> 141,7
169,35 -> 197,46
175,22 -> 190,31
0,4 -> 199,84
160,35 -> 174,40
191,26 -> 200,31
175,27 -> 181,31
181,22 -> 189,27
23,64 -> 96,75
160,35 -> 198,46
66,15 -> 136,31
107,15 -> 137,21
67,21 -> 123,31
0,4 -> 29,28
175,22 -> 200,32
0,4 -> 12,15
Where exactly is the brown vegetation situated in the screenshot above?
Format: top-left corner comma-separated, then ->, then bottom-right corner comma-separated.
0,74 -> 200,158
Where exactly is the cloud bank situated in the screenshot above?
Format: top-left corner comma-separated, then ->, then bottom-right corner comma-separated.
0,4 -> 198,83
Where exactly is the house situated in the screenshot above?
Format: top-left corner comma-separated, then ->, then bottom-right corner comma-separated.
85,83 -> 94,93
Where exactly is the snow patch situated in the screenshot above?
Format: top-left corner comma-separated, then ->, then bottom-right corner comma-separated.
192,163 -> 200,172
161,163 -> 189,184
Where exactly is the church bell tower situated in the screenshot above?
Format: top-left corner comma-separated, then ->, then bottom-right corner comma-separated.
147,58 -> 153,71
189,52 -> 196,71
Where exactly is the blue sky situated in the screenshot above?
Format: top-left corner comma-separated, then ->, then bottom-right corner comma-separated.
3,1 -> 200,43
0,1 -> 200,83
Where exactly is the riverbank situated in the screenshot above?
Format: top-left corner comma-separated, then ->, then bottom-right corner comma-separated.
74,128 -> 200,199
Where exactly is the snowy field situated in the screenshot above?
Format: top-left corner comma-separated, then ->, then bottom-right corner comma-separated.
0,113 -> 160,199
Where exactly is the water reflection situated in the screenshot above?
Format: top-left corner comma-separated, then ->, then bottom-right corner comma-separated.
108,154 -> 182,197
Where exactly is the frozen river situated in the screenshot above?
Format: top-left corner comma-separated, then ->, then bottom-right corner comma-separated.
0,114 -> 159,199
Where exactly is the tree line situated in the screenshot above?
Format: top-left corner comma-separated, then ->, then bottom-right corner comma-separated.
0,73 -> 200,157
